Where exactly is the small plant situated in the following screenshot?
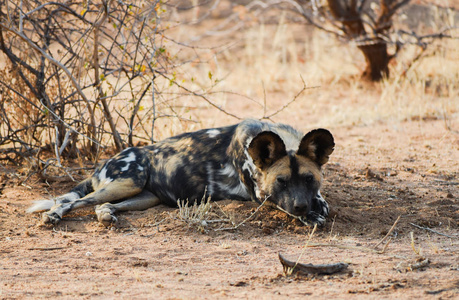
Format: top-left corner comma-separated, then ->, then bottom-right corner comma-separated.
177,193 -> 213,232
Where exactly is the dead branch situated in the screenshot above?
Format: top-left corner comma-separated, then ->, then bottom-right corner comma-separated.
409,223 -> 458,239
374,215 -> 401,249
262,76 -> 317,121
409,258 -> 430,271
279,253 -> 349,275
160,72 -> 242,120
27,247 -> 67,251
215,196 -> 270,231
1,0 -> 240,170
0,22 -> 98,152
92,0 -> 124,152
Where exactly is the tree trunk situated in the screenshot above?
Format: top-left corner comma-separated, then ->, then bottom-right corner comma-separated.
326,0 -> 392,81
358,43 -> 390,81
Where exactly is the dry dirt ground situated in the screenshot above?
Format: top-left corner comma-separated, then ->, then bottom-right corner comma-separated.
1,1 -> 459,298
1,119 -> 458,299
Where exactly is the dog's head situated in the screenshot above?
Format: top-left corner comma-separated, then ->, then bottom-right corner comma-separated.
248,129 -> 334,216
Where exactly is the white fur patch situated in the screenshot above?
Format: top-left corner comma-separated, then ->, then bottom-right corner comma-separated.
218,163 -> 237,177
166,190 -> 176,201
217,180 -> 250,198
121,151 -> 136,163
56,191 -> 80,202
242,149 -> 255,176
119,150 -> 136,171
243,122 -> 301,152
254,185 -> 261,199
98,167 -> 113,185
207,129 -> 220,138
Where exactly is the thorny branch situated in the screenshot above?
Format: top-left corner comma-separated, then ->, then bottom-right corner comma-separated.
1,0 -> 244,173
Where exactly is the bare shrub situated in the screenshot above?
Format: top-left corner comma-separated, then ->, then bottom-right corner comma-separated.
0,0 -> 223,169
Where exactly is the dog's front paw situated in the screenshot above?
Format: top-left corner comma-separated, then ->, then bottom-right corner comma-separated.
41,212 -> 61,225
300,211 -> 326,227
315,193 -> 329,218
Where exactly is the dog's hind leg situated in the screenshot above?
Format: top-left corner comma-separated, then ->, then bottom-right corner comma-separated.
41,177 -> 144,225
95,190 -> 161,226
27,178 -> 94,214
39,147 -> 152,225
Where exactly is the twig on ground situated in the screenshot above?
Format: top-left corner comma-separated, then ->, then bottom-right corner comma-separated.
327,215 -> 337,241
306,242 -> 406,259
214,196 -> 270,231
409,223 -> 458,239
274,205 -> 309,226
374,215 -> 401,250
281,224 -> 318,276
142,218 -> 170,228
27,247 -> 67,251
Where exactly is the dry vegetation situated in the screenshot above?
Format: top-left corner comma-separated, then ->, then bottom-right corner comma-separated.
1,0 -> 458,299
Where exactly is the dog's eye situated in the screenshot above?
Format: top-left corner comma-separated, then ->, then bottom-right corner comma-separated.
276,177 -> 288,185
305,174 -> 314,183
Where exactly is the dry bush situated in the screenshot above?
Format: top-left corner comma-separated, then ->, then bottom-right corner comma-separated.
0,0 -> 236,173
177,197 -> 213,231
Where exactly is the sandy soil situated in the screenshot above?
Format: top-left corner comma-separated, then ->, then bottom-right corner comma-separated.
1,1 -> 459,298
1,118 -> 458,299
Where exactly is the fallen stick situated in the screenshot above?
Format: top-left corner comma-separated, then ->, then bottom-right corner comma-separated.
279,253 -> 348,275
27,247 -> 66,251
374,215 -> 401,249
306,242 -> 407,259
409,223 -> 457,239
215,196 -> 270,231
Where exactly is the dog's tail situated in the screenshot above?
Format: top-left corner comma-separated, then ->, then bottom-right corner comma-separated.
27,178 -> 94,213
26,199 -> 55,213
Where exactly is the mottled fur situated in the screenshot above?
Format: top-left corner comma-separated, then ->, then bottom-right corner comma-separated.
28,119 -> 334,226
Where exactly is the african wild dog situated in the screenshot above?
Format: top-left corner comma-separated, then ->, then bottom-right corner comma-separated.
28,119 -> 334,227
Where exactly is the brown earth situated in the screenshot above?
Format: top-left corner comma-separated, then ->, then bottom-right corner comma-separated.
1,119 -> 458,299
1,1 -> 459,298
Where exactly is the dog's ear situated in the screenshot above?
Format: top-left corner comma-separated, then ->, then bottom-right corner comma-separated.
248,131 -> 287,170
297,129 -> 334,166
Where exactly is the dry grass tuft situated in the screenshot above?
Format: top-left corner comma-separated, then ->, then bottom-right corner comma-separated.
177,195 -> 213,232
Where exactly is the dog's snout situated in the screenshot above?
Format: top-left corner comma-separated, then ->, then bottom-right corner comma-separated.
293,201 -> 308,215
